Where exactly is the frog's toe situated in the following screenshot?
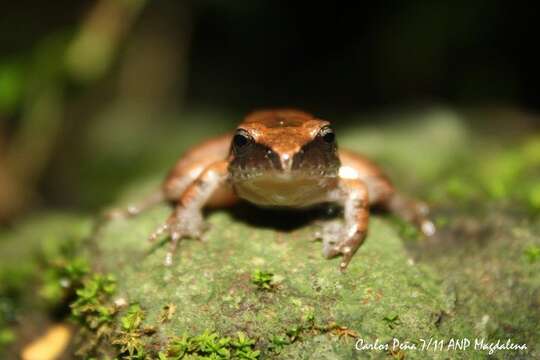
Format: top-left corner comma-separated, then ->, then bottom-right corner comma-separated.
170,209 -> 206,239
322,242 -> 356,272
149,209 -> 205,243
420,219 -> 436,237
148,209 -> 208,267
148,222 -> 169,243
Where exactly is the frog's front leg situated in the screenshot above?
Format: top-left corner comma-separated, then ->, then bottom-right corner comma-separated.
322,178 -> 370,272
148,160 -> 230,266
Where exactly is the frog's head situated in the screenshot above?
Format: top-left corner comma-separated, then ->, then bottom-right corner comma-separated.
228,109 -> 341,206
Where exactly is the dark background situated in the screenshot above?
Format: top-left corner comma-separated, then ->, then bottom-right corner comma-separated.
2,1 -> 539,112
187,1 -> 540,112
0,0 -> 539,221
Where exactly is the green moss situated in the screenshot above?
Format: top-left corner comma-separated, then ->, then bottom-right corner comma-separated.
161,330 -> 260,360
111,304 -> 156,359
249,270 -> 274,291
71,274 -> 117,328
523,245 -> 540,263
113,303 -> 155,358
70,273 -> 118,356
120,304 -> 145,331
382,314 -> 402,330
39,257 -> 90,305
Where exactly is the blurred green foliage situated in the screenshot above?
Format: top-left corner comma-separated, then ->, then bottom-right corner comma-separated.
0,61 -> 24,113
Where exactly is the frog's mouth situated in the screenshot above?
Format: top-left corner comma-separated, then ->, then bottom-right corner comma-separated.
231,166 -> 339,181
233,173 -> 338,207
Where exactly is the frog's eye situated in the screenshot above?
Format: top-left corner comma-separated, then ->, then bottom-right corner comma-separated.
232,129 -> 252,152
319,126 -> 335,144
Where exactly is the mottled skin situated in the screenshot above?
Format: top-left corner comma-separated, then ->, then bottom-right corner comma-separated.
108,109 -> 435,271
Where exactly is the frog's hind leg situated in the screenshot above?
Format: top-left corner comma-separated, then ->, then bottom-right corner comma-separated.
354,168 -> 435,237
103,190 -> 165,220
356,170 -> 435,237
103,160 -> 208,221
381,192 -> 436,237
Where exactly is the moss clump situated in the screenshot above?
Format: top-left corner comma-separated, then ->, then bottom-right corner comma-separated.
266,313 -> 362,356
266,314 -> 317,354
113,303 -> 153,359
382,314 -> 402,330
39,257 -> 89,306
249,270 -> 274,291
523,244 -> 540,263
70,273 -> 118,356
71,274 -> 117,328
160,331 -> 260,360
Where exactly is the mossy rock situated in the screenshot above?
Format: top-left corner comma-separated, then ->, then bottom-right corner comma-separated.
77,109 -> 539,358
85,196 -> 540,359
89,199 -> 452,359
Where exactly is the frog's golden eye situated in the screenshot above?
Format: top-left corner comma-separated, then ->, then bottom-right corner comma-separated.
232,129 -> 253,153
319,126 -> 335,144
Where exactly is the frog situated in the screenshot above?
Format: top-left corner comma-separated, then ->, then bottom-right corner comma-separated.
107,109 -> 435,271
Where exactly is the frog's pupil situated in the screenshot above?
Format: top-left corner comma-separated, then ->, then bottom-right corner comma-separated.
234,134 -> 248,147
323,131 -> 335,143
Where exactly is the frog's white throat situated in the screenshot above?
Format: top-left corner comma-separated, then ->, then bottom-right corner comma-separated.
233,175 -> 338,207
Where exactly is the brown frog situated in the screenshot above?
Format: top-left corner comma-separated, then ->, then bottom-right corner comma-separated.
108,109 -> 435,271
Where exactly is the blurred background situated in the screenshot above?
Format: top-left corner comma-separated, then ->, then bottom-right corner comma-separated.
1,0 -> 539,223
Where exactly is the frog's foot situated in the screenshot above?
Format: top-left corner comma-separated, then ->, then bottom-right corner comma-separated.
324,241 -> 358,271
315,220 -> 357,268
386,194 -> 436,237
417,208 -> 436,237
316,221 -> 365,271
148,208 -> 207,266
314,219 -> 345,257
